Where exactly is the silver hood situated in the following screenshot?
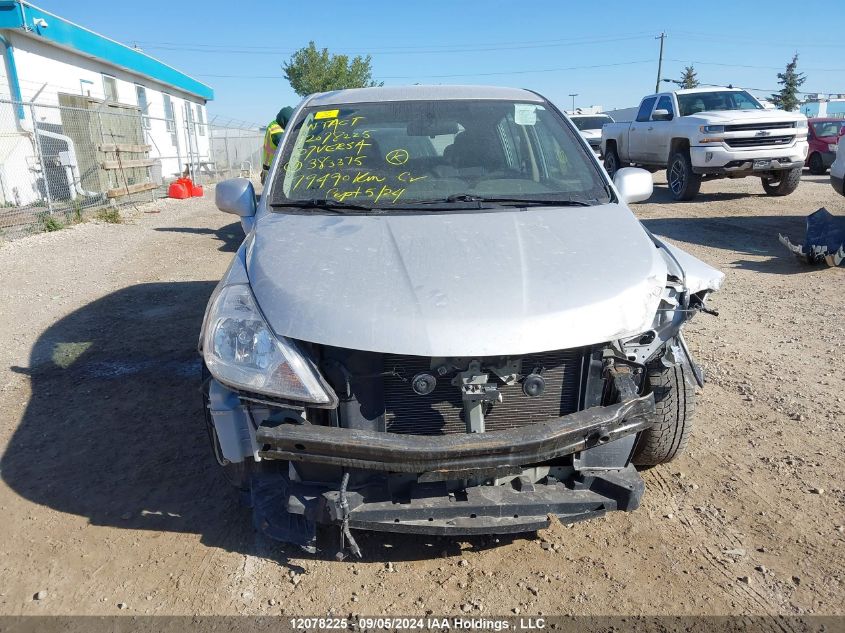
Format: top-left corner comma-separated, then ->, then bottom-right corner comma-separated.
247,204 -> 675,357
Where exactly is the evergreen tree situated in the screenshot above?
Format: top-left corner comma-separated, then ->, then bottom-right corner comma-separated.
680,66 -> 699,89
770,54 -> 806,111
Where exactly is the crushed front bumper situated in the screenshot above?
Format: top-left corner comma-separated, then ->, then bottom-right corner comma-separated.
256,394 -> 654,475
250,394 -> 655,546
252,464 -> 645,545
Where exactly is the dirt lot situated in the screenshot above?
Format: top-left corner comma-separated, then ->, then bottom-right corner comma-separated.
0,173 -> 843,618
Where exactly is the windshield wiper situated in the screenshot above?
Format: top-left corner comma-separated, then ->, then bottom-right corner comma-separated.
436,194 -> 596,207
269,199 -> 376,213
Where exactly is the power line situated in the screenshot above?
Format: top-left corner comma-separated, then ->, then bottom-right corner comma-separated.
666,58 -> 845,73
196,59 -> 654,81
134,34 -> 655,57
133,33 -> 656,57
672,31 -> 845,49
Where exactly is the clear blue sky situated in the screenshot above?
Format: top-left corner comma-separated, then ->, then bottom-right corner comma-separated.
34,0 -> 845,125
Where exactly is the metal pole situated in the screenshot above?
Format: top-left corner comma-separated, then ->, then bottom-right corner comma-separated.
173,109 -> 183,179
655,32 -> 666,93
568,93 -> 578,112
29,102 -> 53,215
223,129 -> 232,179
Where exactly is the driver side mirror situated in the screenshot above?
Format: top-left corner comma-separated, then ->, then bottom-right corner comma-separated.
614,167 -> 653,204
215,178 -> 256,217
651,109 -> 672,122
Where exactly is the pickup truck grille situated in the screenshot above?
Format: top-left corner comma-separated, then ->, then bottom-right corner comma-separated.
725,135 -> 794,148
382,349 -> 585,435
724,122 -> 796,132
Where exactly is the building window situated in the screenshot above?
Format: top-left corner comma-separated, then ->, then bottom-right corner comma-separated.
102,74 -> 118,101
135,85 -> 150,129
195,104 -> 205,136
163,94 -> 175,132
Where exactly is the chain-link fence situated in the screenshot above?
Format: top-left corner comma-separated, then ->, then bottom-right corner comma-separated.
0,97 -> 262,240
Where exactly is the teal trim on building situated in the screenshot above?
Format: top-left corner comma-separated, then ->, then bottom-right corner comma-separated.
0,0 -> 213,101
0,33 -> 24,117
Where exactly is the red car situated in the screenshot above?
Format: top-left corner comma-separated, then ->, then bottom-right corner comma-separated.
806,118 -> 845,175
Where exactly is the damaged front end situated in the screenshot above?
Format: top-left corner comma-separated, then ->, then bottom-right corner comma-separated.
207,346 -> 656,553
200,231 -> 723,555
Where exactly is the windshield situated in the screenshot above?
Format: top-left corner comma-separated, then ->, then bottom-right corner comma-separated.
812,120 -> 845,138
677,90 -> 763,117
270,99 -> 610,210
571,115 -> 613,131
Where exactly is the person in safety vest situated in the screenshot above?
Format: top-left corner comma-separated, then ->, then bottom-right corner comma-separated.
261,106 -> 293,184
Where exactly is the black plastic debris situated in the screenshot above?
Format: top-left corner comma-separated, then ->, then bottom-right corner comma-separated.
779,207 -> 845,267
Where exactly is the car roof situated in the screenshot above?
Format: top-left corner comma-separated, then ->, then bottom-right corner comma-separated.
304,84 -> 546,106
809,117 -> 845,122
673,86 -> 744,95
569,113 -> 612,117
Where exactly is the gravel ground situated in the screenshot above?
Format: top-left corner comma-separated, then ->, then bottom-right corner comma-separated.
0,173 -> 843,618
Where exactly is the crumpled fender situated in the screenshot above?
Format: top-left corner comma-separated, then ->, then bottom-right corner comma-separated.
649,233 -> 725,294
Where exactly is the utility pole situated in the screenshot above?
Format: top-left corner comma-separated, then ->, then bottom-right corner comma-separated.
568,93 -> 578,112
654,32 -> 666,93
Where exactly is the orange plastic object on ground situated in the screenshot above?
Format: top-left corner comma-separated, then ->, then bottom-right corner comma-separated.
191,184 -> 203,197
168,181 -> 190,199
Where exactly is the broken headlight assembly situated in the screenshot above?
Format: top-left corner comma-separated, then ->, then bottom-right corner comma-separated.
203,284 -> 336,405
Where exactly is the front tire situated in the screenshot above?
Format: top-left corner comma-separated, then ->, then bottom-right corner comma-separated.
632,361 -> 696,466
666,151 -> 702,201
761,166 -> 801,196
604,146 -> 621,178
808,153 -> 826,175
201,366 -> 254,491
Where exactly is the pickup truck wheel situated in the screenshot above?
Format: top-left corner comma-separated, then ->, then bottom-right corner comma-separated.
667,151 -> 702,201
632,361 -> 695,466
761,166 -> 802,196
604,147 -> 621,177
808,153 -> 826,175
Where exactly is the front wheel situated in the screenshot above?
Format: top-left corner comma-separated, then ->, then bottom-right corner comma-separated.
808,153 -> 826,175
604,146 -> 621,178
666,151 -> 702,201
202,365 -> 254,491
761,166 -> 801,196
632,361 -> 696,466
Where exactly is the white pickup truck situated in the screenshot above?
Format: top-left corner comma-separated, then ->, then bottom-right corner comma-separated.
601,87 -> 808,200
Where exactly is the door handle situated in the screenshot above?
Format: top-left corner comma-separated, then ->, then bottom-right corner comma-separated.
648,126 -> 654,131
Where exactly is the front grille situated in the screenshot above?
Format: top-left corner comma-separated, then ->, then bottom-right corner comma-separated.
725,135 -> 794,148
382,349 -> 585,435
724,122 -> 796,132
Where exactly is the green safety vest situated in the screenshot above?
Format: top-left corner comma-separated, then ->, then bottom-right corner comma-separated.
262,121 -> 284,169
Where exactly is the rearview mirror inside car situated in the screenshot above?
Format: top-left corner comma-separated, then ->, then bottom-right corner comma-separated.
613,167 -> 653,204
215,178 -> 256,218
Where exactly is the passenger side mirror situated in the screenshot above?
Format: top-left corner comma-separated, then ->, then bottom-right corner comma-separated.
651,109 -> 672,121
215,178 -> 256,217
613,167 -> 653,204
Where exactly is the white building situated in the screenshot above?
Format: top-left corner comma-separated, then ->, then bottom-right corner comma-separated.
0,0 -> 213,206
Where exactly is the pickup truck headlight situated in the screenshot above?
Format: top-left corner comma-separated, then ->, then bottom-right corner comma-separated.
203,284 -> 336,405
795,119 -> 808,129
699,125 -> 725,134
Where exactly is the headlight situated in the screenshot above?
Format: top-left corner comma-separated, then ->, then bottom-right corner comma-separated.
203,284 -> 335,405
795,119 -> 808,129
829,143 -> 838,152
699,125 -> 724,134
